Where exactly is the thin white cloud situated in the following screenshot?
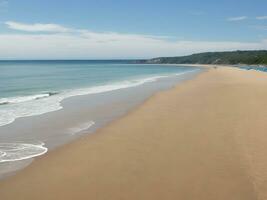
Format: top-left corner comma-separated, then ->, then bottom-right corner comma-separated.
0,21 -> 266,59
256,16 -> 267,20
227,16 -> 248,21
5,21 -> 70,32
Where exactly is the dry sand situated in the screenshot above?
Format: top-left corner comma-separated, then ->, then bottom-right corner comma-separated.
1,66 -> 267,200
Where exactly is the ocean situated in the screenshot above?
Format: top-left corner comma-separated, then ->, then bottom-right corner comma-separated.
0,60 -> 201,177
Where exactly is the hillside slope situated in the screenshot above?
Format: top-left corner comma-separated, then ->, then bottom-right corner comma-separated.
143,50 -> 267,65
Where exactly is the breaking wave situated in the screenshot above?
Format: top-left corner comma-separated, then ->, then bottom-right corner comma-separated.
0,69 -> 199,127
0,92 -> 58,105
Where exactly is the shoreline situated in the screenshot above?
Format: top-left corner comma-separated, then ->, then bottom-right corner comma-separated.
1,65 -> 267,199
0,65 -> 202,178
0,64 -> 197,128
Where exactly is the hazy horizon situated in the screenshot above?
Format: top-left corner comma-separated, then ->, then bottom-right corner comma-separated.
0,0 -> 267,59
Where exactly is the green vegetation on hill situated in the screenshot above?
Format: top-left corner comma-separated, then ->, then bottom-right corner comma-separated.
142,50 -> 267,65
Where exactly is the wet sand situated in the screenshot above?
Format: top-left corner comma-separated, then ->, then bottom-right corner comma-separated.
0,66 -> 267,199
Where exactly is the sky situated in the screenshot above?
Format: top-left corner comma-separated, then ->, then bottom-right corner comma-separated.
0,0 -> 267,59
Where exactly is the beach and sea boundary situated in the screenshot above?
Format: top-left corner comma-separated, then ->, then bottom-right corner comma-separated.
0,63 -> 202,178
1,65 -> 267,199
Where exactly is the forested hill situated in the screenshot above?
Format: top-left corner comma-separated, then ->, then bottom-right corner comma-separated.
141,50 -> 267,65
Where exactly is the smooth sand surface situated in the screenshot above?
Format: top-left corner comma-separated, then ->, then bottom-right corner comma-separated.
1,67 -> 267,200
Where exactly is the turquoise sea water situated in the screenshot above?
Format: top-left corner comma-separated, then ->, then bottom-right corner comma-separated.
0,61 -> 197,127
0,60 -> 180,99
238,65 -> 267,72
0,61 -> 200,168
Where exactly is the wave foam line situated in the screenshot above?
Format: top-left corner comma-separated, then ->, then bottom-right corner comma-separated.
0,69 -> 200,127
0,142 -> 48,163
0,92 -> 58,105
68,121 -> 95,135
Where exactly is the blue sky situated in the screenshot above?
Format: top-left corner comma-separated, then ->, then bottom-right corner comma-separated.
0,0 -> 267,59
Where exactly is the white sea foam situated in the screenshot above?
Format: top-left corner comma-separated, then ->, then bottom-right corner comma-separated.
0,142 -> 48,163
68,121 -> 95,135
0,92 -> 57,105
0,69 -> 199,127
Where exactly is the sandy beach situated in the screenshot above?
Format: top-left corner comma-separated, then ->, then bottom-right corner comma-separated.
1,66 -> 267,199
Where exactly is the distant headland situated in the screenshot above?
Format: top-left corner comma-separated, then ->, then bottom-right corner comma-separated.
137,50 -> 267,65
